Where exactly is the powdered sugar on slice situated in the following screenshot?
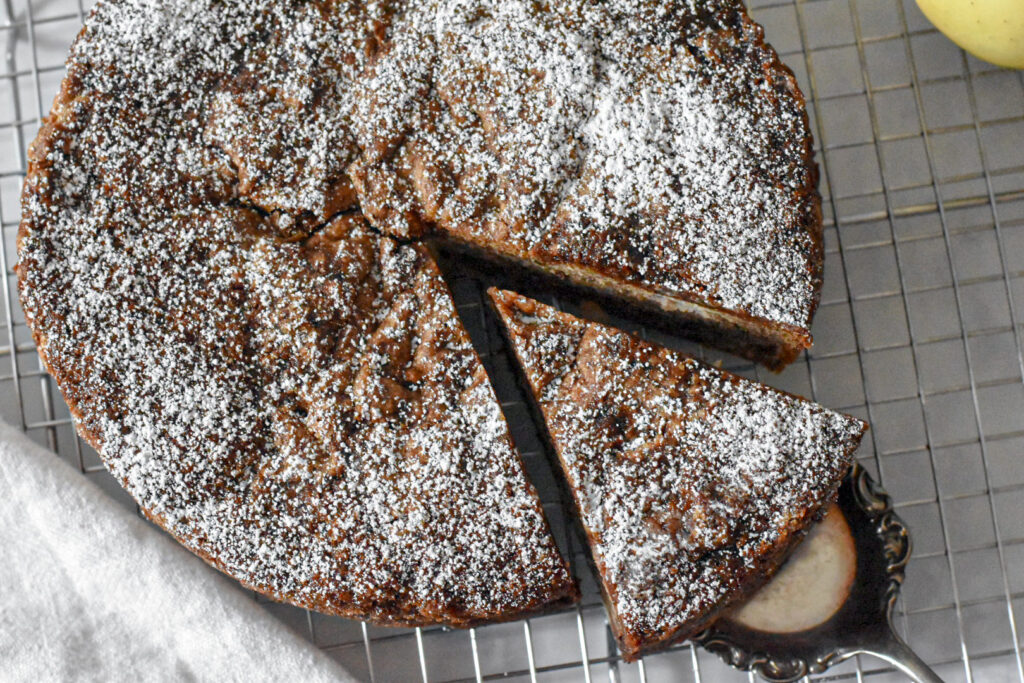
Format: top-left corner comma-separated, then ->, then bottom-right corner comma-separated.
491,289 -> 864,646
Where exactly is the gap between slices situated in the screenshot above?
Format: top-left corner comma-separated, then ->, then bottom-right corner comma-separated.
488,288 -> 866,660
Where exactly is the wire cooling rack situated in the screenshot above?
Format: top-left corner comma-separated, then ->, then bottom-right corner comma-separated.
3,0 -> 1023,680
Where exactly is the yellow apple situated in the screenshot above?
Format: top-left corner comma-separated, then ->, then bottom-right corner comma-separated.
915,0 -> 1024,69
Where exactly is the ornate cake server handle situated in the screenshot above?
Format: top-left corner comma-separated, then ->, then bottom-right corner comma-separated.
838,628 -> 944,683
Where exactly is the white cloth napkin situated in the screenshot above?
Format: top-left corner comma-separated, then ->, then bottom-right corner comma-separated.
0,420 -> 354,682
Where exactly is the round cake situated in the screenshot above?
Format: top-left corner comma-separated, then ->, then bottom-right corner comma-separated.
18,0 -> 821,624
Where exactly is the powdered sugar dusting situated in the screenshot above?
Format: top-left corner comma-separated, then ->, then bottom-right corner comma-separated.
351,0 -> 820,329
491,290 -> 864,648
18,0 -> 574,623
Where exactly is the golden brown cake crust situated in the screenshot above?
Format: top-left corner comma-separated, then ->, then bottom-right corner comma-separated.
18,1 -> 576,627
489,289 -> 865,659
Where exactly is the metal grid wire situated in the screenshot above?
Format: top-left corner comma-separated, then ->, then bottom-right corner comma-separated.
2,0 -> 1023,680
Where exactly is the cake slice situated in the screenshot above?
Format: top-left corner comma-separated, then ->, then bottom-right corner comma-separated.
350,0 -> 822,369
488,289 -> 865,658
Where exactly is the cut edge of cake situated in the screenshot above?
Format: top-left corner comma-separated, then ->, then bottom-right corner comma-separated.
438,234 -> 815,372
429,5 -> 823,373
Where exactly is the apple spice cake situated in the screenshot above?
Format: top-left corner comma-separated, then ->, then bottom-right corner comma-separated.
489,289 -> 866,659
17,1 -> 577,626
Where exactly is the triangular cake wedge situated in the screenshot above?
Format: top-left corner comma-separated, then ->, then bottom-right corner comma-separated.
488,289 -> 866,658
350,0 -> 822,369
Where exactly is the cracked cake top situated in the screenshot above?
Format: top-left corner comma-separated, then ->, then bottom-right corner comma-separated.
350,0 -> 822,336
18,0 -> 576,625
